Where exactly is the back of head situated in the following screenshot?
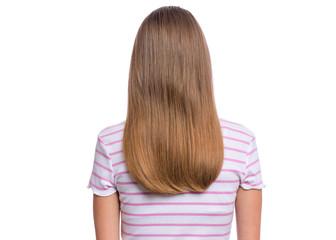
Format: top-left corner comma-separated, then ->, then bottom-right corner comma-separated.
122,6 -> 224,194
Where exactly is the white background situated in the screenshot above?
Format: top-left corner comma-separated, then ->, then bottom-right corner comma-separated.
1,0 -> 335,239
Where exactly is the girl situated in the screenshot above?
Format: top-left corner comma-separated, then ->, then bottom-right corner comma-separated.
87,6 -> 265,240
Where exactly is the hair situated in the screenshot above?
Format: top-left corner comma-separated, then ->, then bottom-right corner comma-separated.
122,6 -> 224,195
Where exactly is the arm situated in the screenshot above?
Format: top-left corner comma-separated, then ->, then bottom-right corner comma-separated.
235,187 -> 262,240
93,192 -> 120,240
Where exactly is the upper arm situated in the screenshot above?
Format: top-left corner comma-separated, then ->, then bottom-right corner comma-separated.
87,135 -> 120,239
235,129 -> 265,240
235,187 -> 262,240
93,192 -> 120,240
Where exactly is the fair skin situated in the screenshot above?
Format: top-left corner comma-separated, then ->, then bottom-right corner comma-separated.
93,187 -> 262,240
93,192 -> 120,240
235,187 -> 263,240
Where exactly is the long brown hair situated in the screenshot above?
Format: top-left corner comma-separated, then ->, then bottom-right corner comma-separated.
122,6 -> 224,194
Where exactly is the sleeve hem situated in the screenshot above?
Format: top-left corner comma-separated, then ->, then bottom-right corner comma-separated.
87,182 -> 117,197
240,182 -> 266,190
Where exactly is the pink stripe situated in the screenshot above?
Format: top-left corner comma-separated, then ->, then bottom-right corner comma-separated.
121,209 -> 233,217
188,190 -> 237,194
98,137 -> 107,146
106,139 -> 123,145
122,229 -> 231,237
95,148 -> 110,160
109,150 -> 123,156
122,219 -> 233,227
224,157 -> 245,164
223,136 -> 249,145
219,118 -> 242,126
119,199 -> 235,206
92,171 -> 115,186
117,181 -> 138,185
112,160 -> 125,167
118,190 -> 236,196
100,128 -> 124,138
221,169 -> 245,175
118,191 -> 152,195
247,147 -> 257,156
89,181 -> 113,191
94,160 -> 113,173
221,126 -> 253,138
246,158 -> 259,169
214,179 -> 240,183
224,146 -> 247,154
101,121 -> 125,132
244,181 -> 263,187
117,179 -> 239,185
121,191 -> 236,196
245,170 -> 261,178
114,171 -> 129,177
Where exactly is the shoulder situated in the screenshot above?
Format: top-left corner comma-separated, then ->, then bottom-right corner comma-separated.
219,117 -> 256,142
97,120 -> 126,144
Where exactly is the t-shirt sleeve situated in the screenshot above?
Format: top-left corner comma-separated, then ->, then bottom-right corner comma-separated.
240,134 -> 266,190
86,135 -> 117,196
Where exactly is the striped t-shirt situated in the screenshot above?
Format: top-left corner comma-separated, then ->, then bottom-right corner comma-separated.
87,117 -> 266,239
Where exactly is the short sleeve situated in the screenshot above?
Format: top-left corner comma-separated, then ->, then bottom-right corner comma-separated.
86,135 -> 117,196
240,135 -> 266,190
